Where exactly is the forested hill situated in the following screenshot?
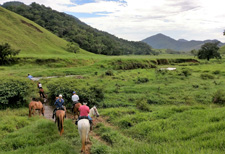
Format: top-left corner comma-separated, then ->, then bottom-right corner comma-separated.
2,2 -> 155,55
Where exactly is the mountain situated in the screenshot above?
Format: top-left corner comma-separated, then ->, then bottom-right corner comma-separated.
0,6 -> 76,57
142,33 -> 225,51
2,2 -> 155,55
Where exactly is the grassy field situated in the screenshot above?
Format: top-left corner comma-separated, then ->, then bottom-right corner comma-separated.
1,53 -> 225,153
0,108 -> 81,154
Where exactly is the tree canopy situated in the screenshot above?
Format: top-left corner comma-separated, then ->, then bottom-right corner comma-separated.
197,42 -> 221,61
0,43 -> 20,65
3,2 -> 156,55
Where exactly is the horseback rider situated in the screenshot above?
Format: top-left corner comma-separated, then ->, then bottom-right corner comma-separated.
72,91 -> 79,111
37,82 -> 42,89
52,94 -> 66,119
76,102 -> 93,130
39,87 -> 45,98
27,74 -> 33,80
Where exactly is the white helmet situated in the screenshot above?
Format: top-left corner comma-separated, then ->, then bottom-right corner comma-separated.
59,94 -> 62,98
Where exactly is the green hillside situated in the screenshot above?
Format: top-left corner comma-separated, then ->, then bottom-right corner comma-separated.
219,45 -> 225,54
0,6 -> 93,57
2,2 -> 156,55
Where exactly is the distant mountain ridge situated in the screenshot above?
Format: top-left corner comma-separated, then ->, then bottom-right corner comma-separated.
142,33 -> 225,51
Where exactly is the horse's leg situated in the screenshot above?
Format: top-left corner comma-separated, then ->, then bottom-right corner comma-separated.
29,107 -> 31,117
39,109 -> 41,116
32,107 -> 35,116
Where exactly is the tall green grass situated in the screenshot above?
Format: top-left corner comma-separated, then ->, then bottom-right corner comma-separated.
0,108 -> 81,154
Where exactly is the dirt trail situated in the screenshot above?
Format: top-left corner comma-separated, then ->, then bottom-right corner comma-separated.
43,103 -> 114,154
43,103 -> 54,121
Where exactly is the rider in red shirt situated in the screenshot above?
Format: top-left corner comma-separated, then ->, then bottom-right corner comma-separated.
79,104 -> 89,116
76,102 -> 93,130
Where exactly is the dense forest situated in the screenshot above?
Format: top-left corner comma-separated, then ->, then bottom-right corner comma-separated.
2,2 -> 156,55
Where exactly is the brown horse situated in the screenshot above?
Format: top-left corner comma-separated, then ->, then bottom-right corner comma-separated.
55,110 -> 65,136
29,101 -> 44,117
73,103 -> 81,120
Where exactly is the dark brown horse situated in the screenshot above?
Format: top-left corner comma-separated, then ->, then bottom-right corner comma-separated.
29,101 -> 44,117
73,103 -> 81,120
55,110 -> 65,136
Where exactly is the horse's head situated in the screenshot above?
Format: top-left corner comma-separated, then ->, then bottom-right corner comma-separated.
92,106 -> 100,117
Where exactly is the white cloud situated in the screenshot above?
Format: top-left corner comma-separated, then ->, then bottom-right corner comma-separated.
0,0 -> 225,42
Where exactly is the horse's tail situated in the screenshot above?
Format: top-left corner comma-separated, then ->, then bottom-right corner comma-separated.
81,123 -> 88,152
59,113 -> 64,136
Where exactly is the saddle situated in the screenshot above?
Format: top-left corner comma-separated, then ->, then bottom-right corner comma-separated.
76,116 -> 92,125
79,116 -> 89,120
56,107 -> 65,111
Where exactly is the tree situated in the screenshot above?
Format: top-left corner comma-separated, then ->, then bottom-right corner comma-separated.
197,42 -> 221,61
190,49 -> 198,57
67,42 -> 80,53
0,43 -> 20,65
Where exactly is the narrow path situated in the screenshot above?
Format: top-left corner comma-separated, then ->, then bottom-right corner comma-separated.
43,103 -> 54,121
43,103 -> 92,154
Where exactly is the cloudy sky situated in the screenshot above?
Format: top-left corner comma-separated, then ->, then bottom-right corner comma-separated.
1,0 -> 225,42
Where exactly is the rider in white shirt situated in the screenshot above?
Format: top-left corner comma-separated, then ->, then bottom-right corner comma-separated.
72,91 -> 79,104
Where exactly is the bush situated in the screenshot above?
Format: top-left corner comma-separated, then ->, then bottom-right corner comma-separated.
136,100 -> 151,112
47,79 -> 104,107
0,43 -> 20,65
212,70 -> 220,75
0,77 -> 35,109
213,90 -> 225,104
105,70 -> 114,76
182,69 -> 192,77
112,59 -> 156,70
200,73 -> 214,80
136,77 -> 149,84
91,142 -> 109,154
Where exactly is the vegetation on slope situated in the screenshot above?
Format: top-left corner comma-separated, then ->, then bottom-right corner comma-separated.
2,2 -> 156,55
0,6 -> 93,57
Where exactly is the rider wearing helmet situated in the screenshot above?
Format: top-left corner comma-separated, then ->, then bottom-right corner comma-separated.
52,94 -> 66,119
72,91 -> 79,104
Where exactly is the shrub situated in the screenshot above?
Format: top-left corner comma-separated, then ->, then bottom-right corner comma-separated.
91,142 -> 109,154
112,59 -> 156,70
213,90 -> 225,104
47,79 -> 104,107
136,77 -> 149,84
0,43 -> 20,65
212,70 -> 220,75
136,100 -> 151,112
182,69 -> 192,77
0,77 -> 35,109
105,70 -> 114,76
200,73 -> 214,80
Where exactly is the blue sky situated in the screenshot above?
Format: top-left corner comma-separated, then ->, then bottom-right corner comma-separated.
0,0 -> 225,42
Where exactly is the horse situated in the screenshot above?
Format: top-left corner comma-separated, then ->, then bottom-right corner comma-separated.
55,110 -> 65,136
78,106 -> 100,153
73,103 -> 81,120
29,101 -> 44,117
